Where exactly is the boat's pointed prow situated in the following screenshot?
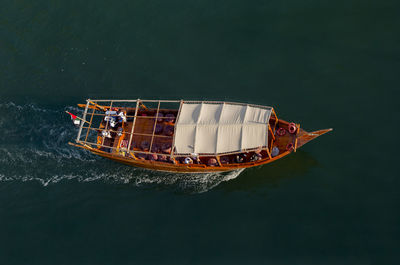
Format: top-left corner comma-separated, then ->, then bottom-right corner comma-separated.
309,128 -> 333,136
296,128 -> 333,148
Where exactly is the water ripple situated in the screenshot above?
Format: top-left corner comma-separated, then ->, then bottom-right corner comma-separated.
0,102 -> 244,192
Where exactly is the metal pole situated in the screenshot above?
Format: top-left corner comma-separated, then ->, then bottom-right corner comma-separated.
170,100 -> 183,161
127,99 -> 140,153
149,101 -> 161,153
101,100 -> 113,147
84,103 -> 96,143
76,99 -> 90,142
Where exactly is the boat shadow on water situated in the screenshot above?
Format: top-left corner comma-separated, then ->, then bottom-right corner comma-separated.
215,150 -> 320,193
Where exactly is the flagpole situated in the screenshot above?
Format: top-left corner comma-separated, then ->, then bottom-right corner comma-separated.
65,111 -> 91,124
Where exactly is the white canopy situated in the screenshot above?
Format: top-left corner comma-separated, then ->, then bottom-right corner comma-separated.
173,102 -> 272,154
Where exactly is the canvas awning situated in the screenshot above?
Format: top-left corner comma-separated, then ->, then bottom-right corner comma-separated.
173,102 -> 272,154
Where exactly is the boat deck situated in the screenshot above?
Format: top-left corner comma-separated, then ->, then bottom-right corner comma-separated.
95,108 -> 300,170
70,99 -> 331,173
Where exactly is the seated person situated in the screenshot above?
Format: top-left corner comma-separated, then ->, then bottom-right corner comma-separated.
220,156 -> 229,164
250,152 -> 262,162
250,148 -> 262,161
207,158 -> 218,166
234,153 -> 247,163
183,157 -> 193,164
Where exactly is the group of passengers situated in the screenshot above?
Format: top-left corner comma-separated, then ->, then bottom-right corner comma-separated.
129,148 -> 264,166
100,109 -> 265,166
104,109 -> 127,128
132,142 -> 174,163
130,137 -> 265,166
100,109 -> 127,139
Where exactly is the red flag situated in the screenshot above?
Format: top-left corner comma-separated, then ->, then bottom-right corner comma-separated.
68,112 -> 77,120
66,111 -> 80,126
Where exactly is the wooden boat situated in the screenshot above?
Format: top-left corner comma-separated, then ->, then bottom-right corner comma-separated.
69,99 -> 332,173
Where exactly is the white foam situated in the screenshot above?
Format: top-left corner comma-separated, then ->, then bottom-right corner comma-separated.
0,102 -> 245,192
0,167 -> 245,193
0,102 -> 56,113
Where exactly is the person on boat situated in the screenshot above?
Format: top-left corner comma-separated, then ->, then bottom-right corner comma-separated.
192,155 -> 200,164
161,143 -> 172,154
220,156 -> 229,164
250,148 -> 262,162
207,158 -> 218,166
163,125 -> 174,136
102,130 -> 111,138
183,157 -> 193,164
111,118 -> 119,128
155,123 -> 163,134
103,109 -> 121,128
118,111 -> 127,123
171,157 -> 177,164
151,144 -> 160,153
116,127 -> 123,136
103,114 -> 118,128
165,113 -> 175,123
234,153 -> 247,163
148,153 -> 158,161
156,112 -> 164,122
271,146 -> 279,157
250,153 -> 262,161
157,154 -> 167,162
140,141 -> 150,151
130,140 -> 136,150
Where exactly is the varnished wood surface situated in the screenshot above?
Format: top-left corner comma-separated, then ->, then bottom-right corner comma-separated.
70,142 -> 292,173
71,113 -> 332,173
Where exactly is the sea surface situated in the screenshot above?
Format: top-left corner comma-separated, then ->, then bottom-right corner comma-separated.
0,1 -> 399,264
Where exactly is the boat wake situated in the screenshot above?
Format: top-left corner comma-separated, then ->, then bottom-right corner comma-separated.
0,168 -> 244,193
130,168 -> 245,193
0,102 -> 244,193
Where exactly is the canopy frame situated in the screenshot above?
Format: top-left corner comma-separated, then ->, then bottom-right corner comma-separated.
74,99 -> 277,160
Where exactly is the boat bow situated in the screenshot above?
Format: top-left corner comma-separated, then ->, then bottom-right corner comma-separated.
296,128 -> 333,148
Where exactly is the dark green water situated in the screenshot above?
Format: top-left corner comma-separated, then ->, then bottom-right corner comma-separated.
1,0 -> 399,264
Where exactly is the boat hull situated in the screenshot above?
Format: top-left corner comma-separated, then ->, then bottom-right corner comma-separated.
70,127 -> 331,173
70,100 -> 332,173
72,143 -> 292,173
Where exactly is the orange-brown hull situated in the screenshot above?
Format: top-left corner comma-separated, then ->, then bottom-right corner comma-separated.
71,100 -> 332,173
70,127 -> 331,173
